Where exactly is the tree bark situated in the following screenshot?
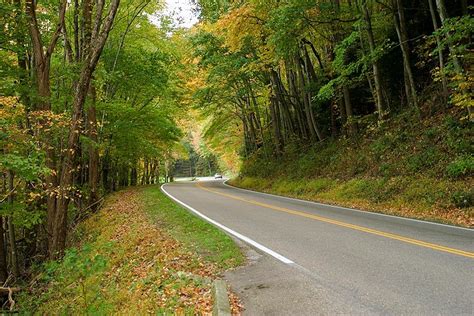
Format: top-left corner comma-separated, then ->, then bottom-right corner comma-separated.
435,0 -> 462,72
7,171 -> 18,277
393,0 -> 417,107
270,96 -> 284,153
0,217 -> 8,283
362,0 -> 386,119
427,0 -> 448,99
88,86 -> 99,210
49,0 -> 121,258
295,55 -> 322,141
343,86 -> 356,134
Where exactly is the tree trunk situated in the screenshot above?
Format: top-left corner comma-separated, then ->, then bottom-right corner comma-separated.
270,96 -> 284,153
295,55 -> 322,141
392,0 -> 417,106
88,86 -> 99,209
7,171 -> 19,277
144,159 -> 149,184
435,0 -> 462,72
130,165 -> 137,186
427,0 -> 448,99
0,175 -> 9,282
0,217 -> 8,283
362,0 -> 386,119
393,0 -> 417,107
49,0 -> 121,258
343,86 -> 357,135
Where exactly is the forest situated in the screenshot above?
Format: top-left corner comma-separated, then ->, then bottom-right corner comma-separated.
0,0 -> 473,312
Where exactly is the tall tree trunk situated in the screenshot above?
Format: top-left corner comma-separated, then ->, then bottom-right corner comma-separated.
358,23 -> 377,103
88,86 -> 99,210
130,164 -> 137,186
0,175 -> 9,282
393,0 -> 417,107
435,0 -> 472,118
247,82 -> 265,146
270,96 -> 284,153
343,86 -> 357,135
144,159 -> 149,184
301,47 -> 324,140
435,0 -> 462,72
427,0 -> 448,99
156,161 -> 160,184
49,0 -> 121,258
0,217 -> 8,283
7,171 -> 19,277
295,55 -> 322,141
362,0 -> 387,119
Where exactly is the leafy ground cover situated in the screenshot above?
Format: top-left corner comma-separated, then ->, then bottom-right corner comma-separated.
233,110 -> 473,227
19,186 -> 244,314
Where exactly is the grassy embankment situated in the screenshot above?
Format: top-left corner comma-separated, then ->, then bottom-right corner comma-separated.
231,110 -> 473,227
19,186 -> 243,314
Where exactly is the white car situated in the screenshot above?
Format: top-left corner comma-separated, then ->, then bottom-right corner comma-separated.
214,173 -> 223,179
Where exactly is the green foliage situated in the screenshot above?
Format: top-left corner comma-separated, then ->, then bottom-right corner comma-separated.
30,244 -> 112,314
431,15 -> 474,116
446,156 -> 474,178
443,115 -> 473,154
0,153 -> 48,182
406,148 -> 441,173
266,0 -> 315,59
450,190 -> 473,208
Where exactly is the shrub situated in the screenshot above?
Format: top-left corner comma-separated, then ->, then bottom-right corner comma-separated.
423,127 -> 439,140
450,190 -> 474,208
406,148 -> 440,172
443,116 -> 473,154
370,135 -> 393,159
446,156 -> 474,178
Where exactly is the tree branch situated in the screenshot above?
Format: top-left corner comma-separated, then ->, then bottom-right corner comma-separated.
46,0 -> 68,59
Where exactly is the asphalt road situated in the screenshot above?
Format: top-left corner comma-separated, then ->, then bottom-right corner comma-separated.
162,180 -> 474,315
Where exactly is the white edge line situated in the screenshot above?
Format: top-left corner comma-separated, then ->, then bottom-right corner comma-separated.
222,179 -> 473,233
160,183 -> 294,264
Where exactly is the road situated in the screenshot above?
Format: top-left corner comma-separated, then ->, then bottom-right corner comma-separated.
162,180 -> 474,315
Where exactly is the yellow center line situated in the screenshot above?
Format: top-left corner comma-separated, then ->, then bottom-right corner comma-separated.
196,182 -> 474,259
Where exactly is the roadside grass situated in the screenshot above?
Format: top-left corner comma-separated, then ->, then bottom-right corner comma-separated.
18,186 -> 243,314
141,186 -> 244,270
230,176 -> 473,227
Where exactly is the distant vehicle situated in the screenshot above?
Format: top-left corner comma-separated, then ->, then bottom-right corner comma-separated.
214,173 -> 223,179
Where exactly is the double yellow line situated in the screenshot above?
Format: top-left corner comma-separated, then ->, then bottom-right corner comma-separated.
197,183 -> 474,259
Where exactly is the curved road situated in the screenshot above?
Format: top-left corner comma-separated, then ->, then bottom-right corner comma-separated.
162,180 -> 473,315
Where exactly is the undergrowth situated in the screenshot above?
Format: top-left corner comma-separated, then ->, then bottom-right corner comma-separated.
18,187 -> 243,314
235,109 -> 473,227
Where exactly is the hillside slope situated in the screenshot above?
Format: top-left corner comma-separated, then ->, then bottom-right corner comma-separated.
232,109 -> 473,227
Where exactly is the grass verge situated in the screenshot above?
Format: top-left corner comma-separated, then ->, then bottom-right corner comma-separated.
230,176 -> 473,227
19,186 -> 243,314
